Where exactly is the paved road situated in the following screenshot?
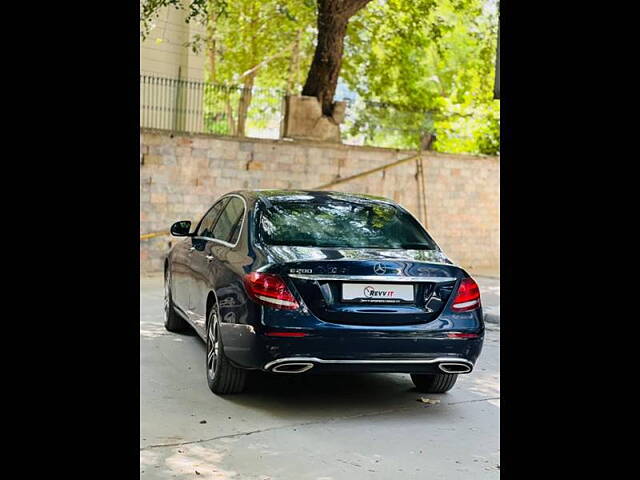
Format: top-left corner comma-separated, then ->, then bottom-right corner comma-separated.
475,276 -> 500,322
141,275 -> 500,480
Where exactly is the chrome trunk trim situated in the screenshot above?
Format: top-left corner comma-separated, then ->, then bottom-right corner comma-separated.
287,274 -> 457,283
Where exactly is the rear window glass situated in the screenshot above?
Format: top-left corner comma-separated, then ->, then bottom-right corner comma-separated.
258,199 -> 438,250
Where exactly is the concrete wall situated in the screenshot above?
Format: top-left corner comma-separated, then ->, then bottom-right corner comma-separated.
140,130 -> 499,276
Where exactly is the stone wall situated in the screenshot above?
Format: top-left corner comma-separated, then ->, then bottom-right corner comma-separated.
140,130 -> 499,275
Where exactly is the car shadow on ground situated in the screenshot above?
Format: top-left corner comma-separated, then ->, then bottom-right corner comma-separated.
218,367 -> 443,420
169,328 -> 458,421
142,309 -> 462,422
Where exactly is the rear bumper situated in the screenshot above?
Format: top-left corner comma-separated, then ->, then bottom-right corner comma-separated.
219,302 -> 484,373
264,356 -> 475,375
221,324 -> 484,373
258,331 -> 484,372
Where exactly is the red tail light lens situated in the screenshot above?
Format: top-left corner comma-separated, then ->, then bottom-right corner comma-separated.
447,332 -> 480,339
264,331 -> 308,337
243,272 -> 300,310
451,278 -> 481,312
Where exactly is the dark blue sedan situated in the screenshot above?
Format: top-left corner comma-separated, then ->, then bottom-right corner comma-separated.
165,190 -> 484,395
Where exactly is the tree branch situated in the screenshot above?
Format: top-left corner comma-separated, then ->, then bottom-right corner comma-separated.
338,0 -> 374,18
237,38 -> 299,80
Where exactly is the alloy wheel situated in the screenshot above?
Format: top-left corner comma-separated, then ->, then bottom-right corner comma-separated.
164,271 -> 170,322
207,310 -> 220,377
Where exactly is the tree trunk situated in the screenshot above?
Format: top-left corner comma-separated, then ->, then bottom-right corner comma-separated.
225,94 -> 236,135
236,72 -> 256,137
301,0 -> 372,116
235,1 -> 259,137
286,30 -> 302,96
301,8 -> 348,116
207,40 -> 216,83
206,1 -> 218,82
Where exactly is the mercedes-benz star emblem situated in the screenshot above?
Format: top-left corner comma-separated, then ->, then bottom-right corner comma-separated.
374,263 -> 386,275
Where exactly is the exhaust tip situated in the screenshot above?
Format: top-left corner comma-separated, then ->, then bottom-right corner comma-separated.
438,362 -> 472,374
271,362 -> 314,374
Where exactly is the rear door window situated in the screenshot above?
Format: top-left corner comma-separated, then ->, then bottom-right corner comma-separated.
196,198 -> 228,238
212,197 -> 245,245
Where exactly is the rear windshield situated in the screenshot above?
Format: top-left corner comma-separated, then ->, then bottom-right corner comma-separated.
257,199 -> 438,250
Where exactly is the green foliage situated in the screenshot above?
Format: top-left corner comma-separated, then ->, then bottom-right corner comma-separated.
141,0 -> 500,155
342,0 -> 500,154
212,1 -> 315,85
208,1 -> 315,135
142,1 -> 316,136
141,1 -> 314,87
476,108 -> 500,155
141,0 -> 225,40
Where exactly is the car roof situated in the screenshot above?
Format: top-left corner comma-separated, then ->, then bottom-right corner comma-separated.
226,189 -> 395,206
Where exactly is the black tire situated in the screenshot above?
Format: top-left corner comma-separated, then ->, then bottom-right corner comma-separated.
411,373 -> 458,393
164,267 -> 188,332
206,306 -> 247,394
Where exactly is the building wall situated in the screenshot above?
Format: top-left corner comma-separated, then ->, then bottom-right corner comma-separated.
140,3 -> 206,80
140,130 -> 500,276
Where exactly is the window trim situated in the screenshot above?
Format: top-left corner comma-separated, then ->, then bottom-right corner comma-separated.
192,194 -> 247,249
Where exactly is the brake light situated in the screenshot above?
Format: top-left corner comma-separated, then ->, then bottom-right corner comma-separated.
447,332 -> 480,339
451,278 -> 481,312
265,331 -> 308,337
243,272 -> 300,310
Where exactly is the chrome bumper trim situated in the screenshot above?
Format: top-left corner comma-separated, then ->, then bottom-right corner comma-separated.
264,356 -> 473,370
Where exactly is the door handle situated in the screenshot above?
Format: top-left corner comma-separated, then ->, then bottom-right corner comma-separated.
206,255 -> 214,262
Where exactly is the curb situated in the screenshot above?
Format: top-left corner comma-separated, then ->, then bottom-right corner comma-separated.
484,312 -> 500,326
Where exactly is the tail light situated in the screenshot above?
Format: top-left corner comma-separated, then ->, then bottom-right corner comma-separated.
243,272 -> 300,310
447,332 -> 480,339
451,278 -> 481,312
265,331 -> 308,337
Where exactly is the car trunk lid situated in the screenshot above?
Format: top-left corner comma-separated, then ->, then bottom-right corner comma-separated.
262,245 -> 462,326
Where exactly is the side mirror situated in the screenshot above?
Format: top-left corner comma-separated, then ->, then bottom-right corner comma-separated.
170,220 -> 192,237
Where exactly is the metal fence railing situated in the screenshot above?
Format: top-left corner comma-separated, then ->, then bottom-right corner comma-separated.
339,99 -> 437,149
140,74 -> 285,139
140,74 -> 442,148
